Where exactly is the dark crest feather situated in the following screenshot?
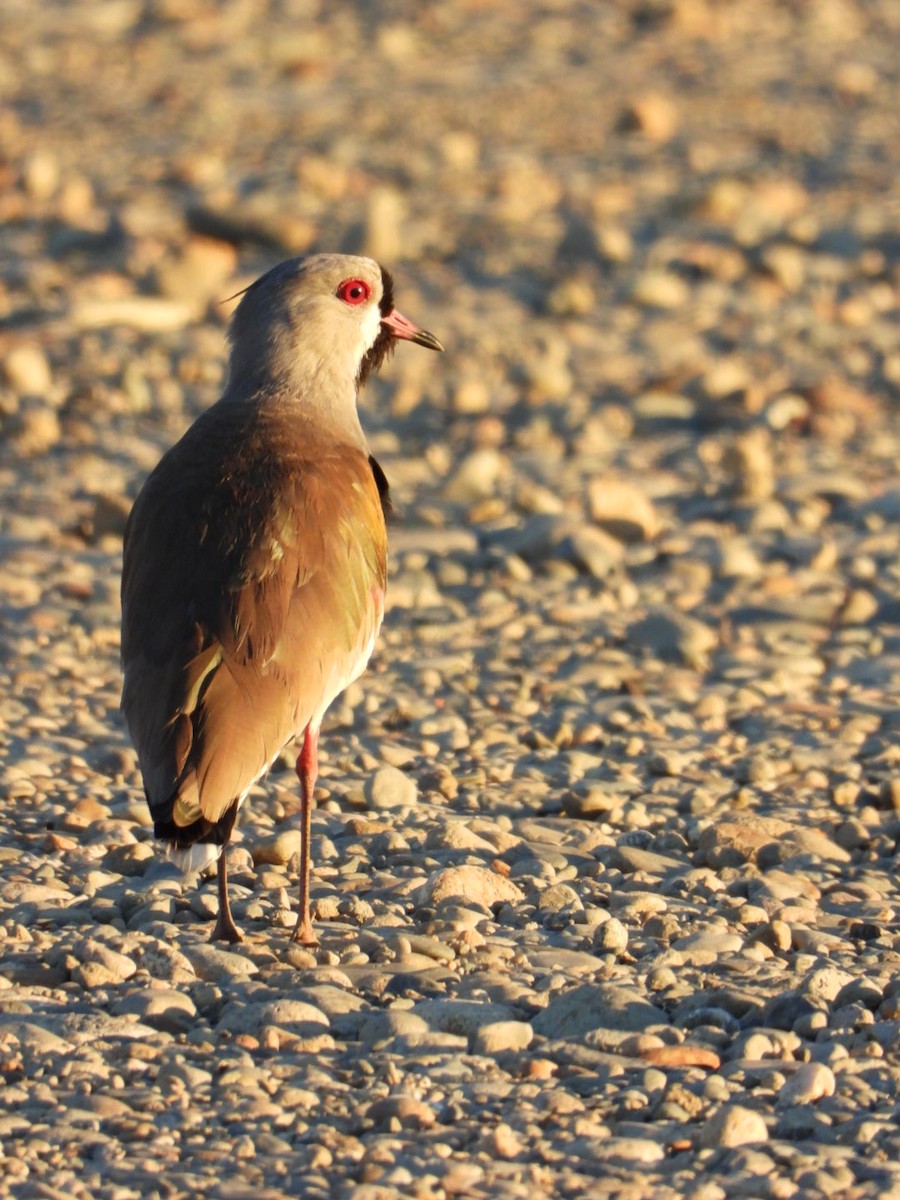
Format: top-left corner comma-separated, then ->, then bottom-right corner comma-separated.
378,266 -> 394,317
357,326 -> 395,387
357,265 -> 397,386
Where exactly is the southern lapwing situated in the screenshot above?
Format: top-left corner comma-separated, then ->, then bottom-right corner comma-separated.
120,254 -> 442,945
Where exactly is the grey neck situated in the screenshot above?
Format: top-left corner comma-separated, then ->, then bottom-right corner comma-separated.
221,337 -> 368,448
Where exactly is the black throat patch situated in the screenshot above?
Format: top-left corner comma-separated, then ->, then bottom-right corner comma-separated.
358,265 -> 397,387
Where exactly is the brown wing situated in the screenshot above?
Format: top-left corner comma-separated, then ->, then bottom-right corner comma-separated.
121,404 -> 387,837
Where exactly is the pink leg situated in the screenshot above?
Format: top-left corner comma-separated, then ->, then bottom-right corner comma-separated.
291,725 -> 320,946
211,851 -> 242,944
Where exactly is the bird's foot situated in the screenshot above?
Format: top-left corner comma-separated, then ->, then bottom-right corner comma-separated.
210,915 -> 243,944
290,915 -> 320,947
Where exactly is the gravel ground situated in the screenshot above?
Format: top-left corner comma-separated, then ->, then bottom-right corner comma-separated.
2,2 -> 900,1198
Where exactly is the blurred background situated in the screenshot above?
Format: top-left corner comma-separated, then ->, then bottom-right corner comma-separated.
1,0 -> 897,516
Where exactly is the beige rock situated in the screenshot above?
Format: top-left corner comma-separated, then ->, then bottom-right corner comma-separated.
777,1062 -> 835,1107
472,1021 -> 534,1055
587,479 -> 658,542
697,816 -> 793,868
640,1044 -> 721,1070
251,830 -> 302,866
723,427 -> 775,500
488,1122 -> 522,1159
631,269 -> 689,310
420,865 -> 523,908
366,1095 -> 435,1130
621,93 -> 678,141
700,1104 -> 768,1148
443,448 -> 507,502
364,765 -> 418,810
3,344 -> 53,396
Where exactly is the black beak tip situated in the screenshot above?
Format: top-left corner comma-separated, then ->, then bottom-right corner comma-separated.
413,329 -> 444,353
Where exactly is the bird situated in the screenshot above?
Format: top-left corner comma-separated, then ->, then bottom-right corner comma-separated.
120,253 -> 443,945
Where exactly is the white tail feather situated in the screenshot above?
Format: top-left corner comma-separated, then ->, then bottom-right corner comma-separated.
166,841 -> 222,877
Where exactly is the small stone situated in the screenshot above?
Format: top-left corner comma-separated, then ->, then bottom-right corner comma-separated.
593,917 -> 628,956
697,816 -> 793,868
700,1104 -> 769,1149
22,149 -> 60,200
217,998 -> 329,1036
545,276 -> 596,316
723,428 -> 775,500
440,130 -> 480,170
366,1095 -> 435,1131
591,1137 -> 665,1165
488,1122 -> 522,1159
622,93 -> 678,141
8,403 -> 61,456
537,882 -> 584,925
587,479 -> 659,542
452,376 -> 492,414
640,1045 -> 720,1070
472,1021 -> 533,1055
3,344 -> 53,396
767,920 -> 792,952
443,448 -> 507,502
360,1011 -> 430,1048
62,795 -> 109,830
420,865 -> 524,908
112,989 -> 198,1035
532,983 -> 669,1040
182,944 -> 259,983
799,966 -> 856,1004
104,843 -> 156,877
365,765 -> 418,810
627,608 -> 717,668
671,930 -> 743,966
71,295 -> 198,332
631,268 -> 689,310
251,830 -> 302,865
777,1062 -> 836,1107
154,236 -> 238,306
70,939 -> 138,987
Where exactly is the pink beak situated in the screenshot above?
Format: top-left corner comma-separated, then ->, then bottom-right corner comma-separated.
381,308 -> 443,352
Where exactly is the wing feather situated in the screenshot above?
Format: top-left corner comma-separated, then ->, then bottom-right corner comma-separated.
121,405 -> 387,840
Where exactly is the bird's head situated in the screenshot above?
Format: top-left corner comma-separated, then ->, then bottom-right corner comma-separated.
227,254 -> 442,397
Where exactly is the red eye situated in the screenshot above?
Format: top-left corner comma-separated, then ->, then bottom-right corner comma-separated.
337,278 -> 372,305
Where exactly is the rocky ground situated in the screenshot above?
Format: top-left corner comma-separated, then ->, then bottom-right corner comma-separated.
1,1 -> 900,1197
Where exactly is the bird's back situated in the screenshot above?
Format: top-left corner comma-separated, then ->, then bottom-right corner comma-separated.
121,401 -> 388,845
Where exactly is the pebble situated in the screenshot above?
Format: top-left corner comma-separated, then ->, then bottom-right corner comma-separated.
364,765 -> 418,810
366,1095 -> 436,1131
626,608 -> 717,668
216,999 -> 330,1036
112,988 -> 198,1034
418,865 -> 524,908
3,344 -> 53,396
532,984 -> 669,1039
593,917 -> 629,955
700,1104 -> 769,1149
180,945 -> 259,983
250,830 -> 302,865
776,1062 -> 836,1107
587,479 -> 659,542
471,1020 -> 533,1055
631,269 -> 689,310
